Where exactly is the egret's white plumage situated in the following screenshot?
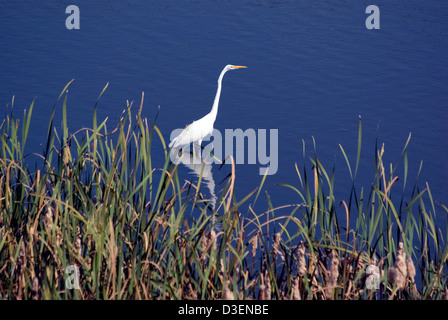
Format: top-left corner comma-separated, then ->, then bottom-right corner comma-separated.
169,64 -> 247,149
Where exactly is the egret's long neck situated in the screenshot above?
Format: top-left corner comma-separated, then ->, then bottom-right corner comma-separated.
209,68 -> 227,122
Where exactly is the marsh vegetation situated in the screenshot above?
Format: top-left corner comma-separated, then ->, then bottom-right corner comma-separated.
0,83 -> 447,300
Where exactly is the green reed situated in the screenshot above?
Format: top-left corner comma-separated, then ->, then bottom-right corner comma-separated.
0,82 -> 446,300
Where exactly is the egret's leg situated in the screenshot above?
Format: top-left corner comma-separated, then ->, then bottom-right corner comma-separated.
196,140 -> 203,159
191,143 -> 197,158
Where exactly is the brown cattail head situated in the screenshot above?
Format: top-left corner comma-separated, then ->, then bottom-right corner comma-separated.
200,229 -> 217,265
75,227 -> 82,256
259,270 -> 271,300
365,256 -> 381,291
406,255 -> 416,284
44,206 -> 53,229
388,242 -> 407,290
223,280 -> 234,300
297,241 -> 306,277
264,270 -> 272,300
250,232 -> 258,259
326,250 -> 339,299
259,284 -> 266,300
272,233 -> 281,258
18,237 -> 26,267
203,229 -> 217,249
291,276 -> 301,300
329,250 -> 339,286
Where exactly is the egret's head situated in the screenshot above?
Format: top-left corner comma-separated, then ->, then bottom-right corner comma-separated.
226,65 -> 247,71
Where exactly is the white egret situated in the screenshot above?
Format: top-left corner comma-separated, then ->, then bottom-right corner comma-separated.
169,64 -> 247,150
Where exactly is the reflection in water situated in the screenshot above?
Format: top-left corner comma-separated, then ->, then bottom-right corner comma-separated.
170,148 -> 217,210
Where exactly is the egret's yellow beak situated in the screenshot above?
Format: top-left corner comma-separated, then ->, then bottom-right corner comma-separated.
231,65 -> 247,69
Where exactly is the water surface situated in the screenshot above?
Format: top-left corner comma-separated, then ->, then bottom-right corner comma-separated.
1,1 -> 447,227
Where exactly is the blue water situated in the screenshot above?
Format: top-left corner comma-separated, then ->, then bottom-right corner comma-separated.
1,1 -> 447,230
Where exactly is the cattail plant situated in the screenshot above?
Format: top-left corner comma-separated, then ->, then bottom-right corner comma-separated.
388,242 -> 407,290
296,241 -> 306,277
291,276 -> 301,300
223,280 -> 234,300
0,84 -> 447,300
250,232 -> 258,260
272,232 -> 281,259
325,249 -> 339,299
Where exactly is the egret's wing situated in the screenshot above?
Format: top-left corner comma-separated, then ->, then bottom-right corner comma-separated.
169,122 -> 195,148
169,115 -> 211,148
